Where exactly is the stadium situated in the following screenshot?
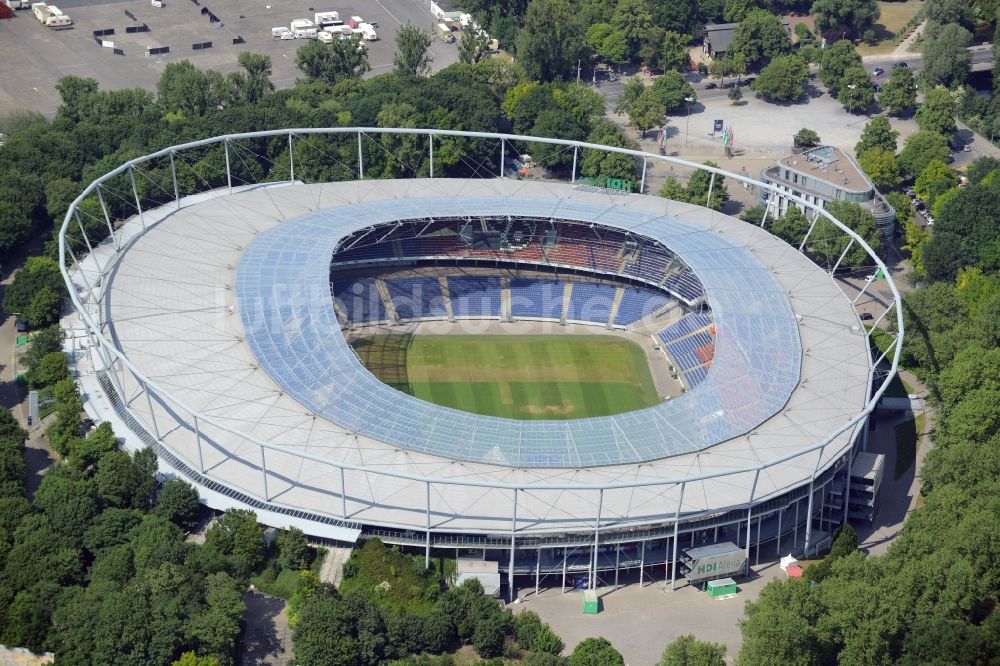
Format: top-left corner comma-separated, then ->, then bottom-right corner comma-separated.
60,129 -> 902,597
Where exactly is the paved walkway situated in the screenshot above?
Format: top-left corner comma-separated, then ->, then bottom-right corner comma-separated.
856,369 -> 933,556
513,563 -> 787,665
240,591 -> 292,666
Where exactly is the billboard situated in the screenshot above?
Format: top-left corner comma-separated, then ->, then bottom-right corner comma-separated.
682,542 -> 746,582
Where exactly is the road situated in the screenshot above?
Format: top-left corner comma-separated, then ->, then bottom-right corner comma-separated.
863,44 -> 993,72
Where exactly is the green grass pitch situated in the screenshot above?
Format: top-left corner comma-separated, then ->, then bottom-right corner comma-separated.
350,334 -> 661,420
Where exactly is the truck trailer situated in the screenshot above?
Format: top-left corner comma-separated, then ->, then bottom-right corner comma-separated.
313,10 -> 340,27
31,3 -> 71,27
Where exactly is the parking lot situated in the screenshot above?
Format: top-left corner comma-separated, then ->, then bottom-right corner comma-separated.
0,0 -> 460,116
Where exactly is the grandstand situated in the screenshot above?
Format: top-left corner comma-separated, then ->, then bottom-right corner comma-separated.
60,129 -> 901,599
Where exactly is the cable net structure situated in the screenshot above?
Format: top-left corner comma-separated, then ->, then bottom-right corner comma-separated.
59,130 -> 902,583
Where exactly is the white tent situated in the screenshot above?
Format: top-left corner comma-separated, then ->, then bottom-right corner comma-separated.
780,555 -> 798,572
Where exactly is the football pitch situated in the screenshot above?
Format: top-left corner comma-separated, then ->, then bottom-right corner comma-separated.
350,334 -> 661,420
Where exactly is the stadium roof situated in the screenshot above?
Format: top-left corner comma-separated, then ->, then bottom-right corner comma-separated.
236,197 -> 801,468
92,178 -> 871,533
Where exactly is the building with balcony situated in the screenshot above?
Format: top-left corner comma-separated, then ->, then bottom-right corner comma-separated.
758,145 -> 896,241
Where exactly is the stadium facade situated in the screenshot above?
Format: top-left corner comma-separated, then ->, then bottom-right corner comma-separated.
60,129 -> 902,596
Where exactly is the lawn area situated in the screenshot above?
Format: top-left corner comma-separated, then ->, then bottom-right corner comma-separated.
351,334 -> 661,419
251,546 -> 327,600
894,412 -> 925,480
855,0 -> 924,56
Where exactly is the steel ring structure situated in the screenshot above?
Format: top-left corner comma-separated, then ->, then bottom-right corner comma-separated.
60,129 -> 902,592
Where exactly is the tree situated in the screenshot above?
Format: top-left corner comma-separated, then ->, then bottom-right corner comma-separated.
204,509 -> 264,579
581,122 -> 639,182
33,467 -> 99,543
22,325 -> 63,371
595,29 -> 630,68
27,351 -> 69,389
156,61 -> 232,117
914,158 -> 957,209
724,0 -> 755,22
737,580 -> 821,665
613,76 -> 645,115
728,85 -> 742,104
854,115 -> 898,157
808,200 -> 883,268
898,130 -> 950,179
837,65 -> 876,112
154,478 -> 201,531
628,89 -> 666,138
967,156 -> 1000,184
728,9 -> 791,68
922,23 -> 972,89
819,40 -> 862,94
751,54 -> 808,102
472,610 -> 508,658
811,0 -> 879,39
173,652 -> 220,666
278,527 -> 313,570
516,0 -> 587,82
611,0 -> 654,60
189,572 -> 246,665
859,148 -> 901,189
4,256 -> 65,319
569,637 -> 625,666
23,286 -> 62,329
529,109 -> 586,168
880,66 -> 917,116
230,52 -> 273,104
457,29 -> 491,64
532,626 -> 564,655
394,23 -> 433,77
770,207 -> 810,246
929,183 -> 1000,275
916,87 -> 958,137
650,71 -> 697,113
795,128 -> 821,149
295,38 -> 370,84
710,56 -> 737,86
661,31 -> 691,72
658,634 -> 727,666
685,161 -> 730,211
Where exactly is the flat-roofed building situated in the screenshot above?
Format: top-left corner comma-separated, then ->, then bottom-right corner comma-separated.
758,145 -> 896,240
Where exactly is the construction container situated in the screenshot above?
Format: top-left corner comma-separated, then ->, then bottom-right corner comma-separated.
582,589 -> 598,614
706,578 -> 737,598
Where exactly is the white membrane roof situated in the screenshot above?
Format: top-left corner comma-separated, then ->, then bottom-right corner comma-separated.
97,179 -> 871,533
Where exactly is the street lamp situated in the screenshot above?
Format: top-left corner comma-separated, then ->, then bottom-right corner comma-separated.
684,96 -> 694,145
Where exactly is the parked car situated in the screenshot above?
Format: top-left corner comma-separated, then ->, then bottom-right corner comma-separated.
14,321 -> 28,333
893,62 -> 908,68
873,84 -> 883,93
739,77 -> 755,86
903,186 -> 915,196
963,144 -> 972,152
872,66 -> 884,76
914,200 -> 926,211
704,82 -> 717,89
860,312 -> 874,321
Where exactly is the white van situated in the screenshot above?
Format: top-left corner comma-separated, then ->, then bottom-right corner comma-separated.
272,26 -> 291,39
294,27 -> 317,39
